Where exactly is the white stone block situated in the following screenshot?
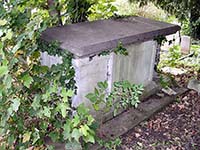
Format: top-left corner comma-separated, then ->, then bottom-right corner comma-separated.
181,36 -> 191,54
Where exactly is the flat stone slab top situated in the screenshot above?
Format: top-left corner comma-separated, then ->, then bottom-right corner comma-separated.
41,16 -> 180,58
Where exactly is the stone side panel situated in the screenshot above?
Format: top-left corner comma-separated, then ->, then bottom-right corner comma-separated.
112,40 -> 157,86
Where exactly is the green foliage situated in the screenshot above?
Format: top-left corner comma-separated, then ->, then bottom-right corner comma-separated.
181,19 -> 192,36
181,18 -> 200,38
88,0 -> 117,21
61,0 -> 92,23
129,0 -> 196,21
50,0 -> 117,24
115,0 -> 167,22
0,1 -> 97,149
86,80 -> 144,116
98,42 -> 128,56
159,75 -> 172,89
158,44 -> 200,71
98,138 -> 122,150
129,0 -> 200,39
159,45 -> 181,68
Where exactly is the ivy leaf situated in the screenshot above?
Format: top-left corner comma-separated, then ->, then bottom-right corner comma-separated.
77,104 -> 89,116
83,134 -> 95,144
85,93 -> 97,103
3,75 -> 12,89
12,41 -> 22,53
49,131 -> 59,142
72,115 -> 80,127
79,125 -> 89,136
5,30 -> 13,40
22,132 -> 31,143
11,98 -> 20,112
21,74 -> 33,88
63,120 -> 71,140
61,89 -> 74,102
0,66 -> 8,77
97,81 -> 108,90
66,89 -> 74,97
61,88 -> 68,102
31,95 -> 41,110
93,103 -> 100,111
0,19 -> 7,26
8,135 -> 15,146
58,103 -> 69,118
87,115 -> 95,126
43,106 -> 51,118
71,128 -> 82,142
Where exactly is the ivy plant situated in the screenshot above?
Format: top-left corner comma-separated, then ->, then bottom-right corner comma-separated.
98,42 -> 129,57
0,1 -> 97,149
86,80 -> 144,116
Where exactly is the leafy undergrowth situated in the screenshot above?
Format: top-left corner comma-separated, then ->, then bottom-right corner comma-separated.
120,66 -> 200,149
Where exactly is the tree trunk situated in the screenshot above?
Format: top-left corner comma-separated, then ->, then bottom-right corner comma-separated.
190,3 -> 200,39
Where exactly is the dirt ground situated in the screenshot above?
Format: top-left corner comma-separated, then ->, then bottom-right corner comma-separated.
121,70 -> 200,150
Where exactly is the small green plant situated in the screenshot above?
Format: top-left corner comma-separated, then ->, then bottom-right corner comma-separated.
86,80 -> 144,116
98,138 -> 122,150
158,45 -> 181,69
159,75 -> 170,88
168,46 -> 182,66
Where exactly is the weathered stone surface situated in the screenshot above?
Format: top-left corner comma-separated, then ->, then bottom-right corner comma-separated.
41,16 -> 180,58
161,67 -> 187,75
71,41 -> 157,109
161,87 -> 177,95
188,79 -> 200,93
181,36 -> 191,54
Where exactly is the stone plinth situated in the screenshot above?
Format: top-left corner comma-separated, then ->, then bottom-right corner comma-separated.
41,16 -> 180,119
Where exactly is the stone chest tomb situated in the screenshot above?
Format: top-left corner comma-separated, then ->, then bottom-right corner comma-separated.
41,16 -> 180,119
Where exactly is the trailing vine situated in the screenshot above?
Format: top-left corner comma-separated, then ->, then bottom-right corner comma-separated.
38,40 -> 76,90
0,2 -> 97,149
98,42 -> 128,57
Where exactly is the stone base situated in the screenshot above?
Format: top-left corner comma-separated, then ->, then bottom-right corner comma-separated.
188,79 -> 200,93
